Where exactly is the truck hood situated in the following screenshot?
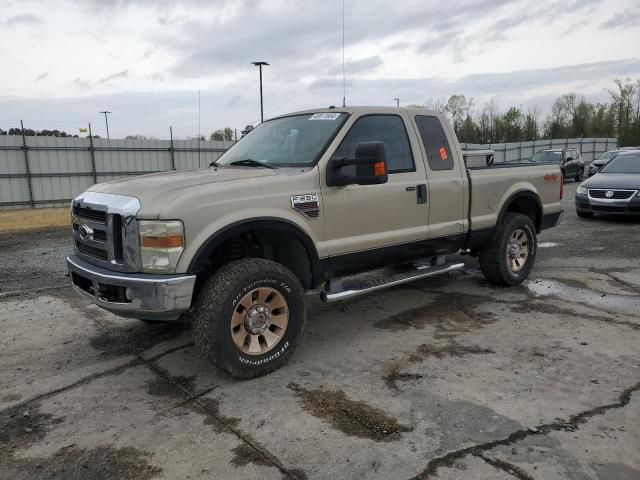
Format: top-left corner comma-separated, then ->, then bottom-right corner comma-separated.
583,173 -> 640,190
89,167 -> 277,217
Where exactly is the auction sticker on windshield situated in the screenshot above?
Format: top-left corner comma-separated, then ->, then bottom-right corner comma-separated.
309,113 -> 341,120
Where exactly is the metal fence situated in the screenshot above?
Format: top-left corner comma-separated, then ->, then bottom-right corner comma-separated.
0,134 -> 620,211
0,132 -> 235,210
462,137 -> 618,164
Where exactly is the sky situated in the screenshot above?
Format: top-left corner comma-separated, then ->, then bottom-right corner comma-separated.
0,0 -> 639,139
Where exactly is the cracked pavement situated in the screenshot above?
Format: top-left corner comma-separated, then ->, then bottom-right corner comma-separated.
1,183 -> 639,479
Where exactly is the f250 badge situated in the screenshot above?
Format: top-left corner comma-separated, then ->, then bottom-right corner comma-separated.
290,194 -> 320,219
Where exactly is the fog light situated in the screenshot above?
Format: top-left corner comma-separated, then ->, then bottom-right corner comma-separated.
125,287 -> 132,301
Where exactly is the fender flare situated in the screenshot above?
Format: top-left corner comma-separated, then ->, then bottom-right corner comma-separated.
187,217 -> 322,286
497,189 -> 543,232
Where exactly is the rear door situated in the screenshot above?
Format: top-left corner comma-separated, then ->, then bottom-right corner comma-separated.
412,115 -> 466,240
320,113 -> 430,256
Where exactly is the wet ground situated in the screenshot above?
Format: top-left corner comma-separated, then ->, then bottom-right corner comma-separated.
1,183 -> 639,479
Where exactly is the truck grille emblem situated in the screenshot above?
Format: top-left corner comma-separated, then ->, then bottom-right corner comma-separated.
78,224 -> 94,241
290,194 -> 320,219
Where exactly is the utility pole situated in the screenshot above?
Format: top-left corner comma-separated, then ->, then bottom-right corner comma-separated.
252,61 -> 269,123
394,98 -> 400,107
99,110 -> 111,139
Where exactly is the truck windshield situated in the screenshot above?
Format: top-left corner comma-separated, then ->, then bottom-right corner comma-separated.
531,151 -> 562,163
215,113 -> 348,168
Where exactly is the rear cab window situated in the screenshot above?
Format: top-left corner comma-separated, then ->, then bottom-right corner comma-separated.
414,115 -> 454,171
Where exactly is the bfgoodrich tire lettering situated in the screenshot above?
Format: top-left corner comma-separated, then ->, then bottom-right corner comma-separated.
479,212 -> 537,286
192,258 -> 305,379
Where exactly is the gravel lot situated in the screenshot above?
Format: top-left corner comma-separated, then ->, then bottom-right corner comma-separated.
1,183 -> 639,479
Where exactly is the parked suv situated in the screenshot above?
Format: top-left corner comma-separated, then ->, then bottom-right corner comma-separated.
530,148 -> 584,181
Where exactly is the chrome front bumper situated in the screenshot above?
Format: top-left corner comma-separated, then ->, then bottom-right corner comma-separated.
66,255 -> 196,320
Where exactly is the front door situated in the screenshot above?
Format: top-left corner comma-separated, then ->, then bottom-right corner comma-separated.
320,113 -> 429,259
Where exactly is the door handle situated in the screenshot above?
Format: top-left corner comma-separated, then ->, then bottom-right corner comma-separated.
417,184 -> 427,204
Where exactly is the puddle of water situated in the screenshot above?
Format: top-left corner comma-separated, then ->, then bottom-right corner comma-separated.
525,279 -> 640,316
538,242 -> 560,248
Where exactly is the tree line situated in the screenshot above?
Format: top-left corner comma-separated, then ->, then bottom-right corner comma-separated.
410,78 -> 640,147
0,128 -> 81,137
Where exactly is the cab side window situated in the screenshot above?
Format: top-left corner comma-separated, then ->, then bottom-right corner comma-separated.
415,115 -> 454,171
332,115 -> 414,173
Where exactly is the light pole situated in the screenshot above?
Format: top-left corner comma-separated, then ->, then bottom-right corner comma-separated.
394,98 -> 400,107
99,110 -> 111,139
251,61 -> 269,123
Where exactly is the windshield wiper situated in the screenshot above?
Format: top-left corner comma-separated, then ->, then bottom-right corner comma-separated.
228,159 -> 276,169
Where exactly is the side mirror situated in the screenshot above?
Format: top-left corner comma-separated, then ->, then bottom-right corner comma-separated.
326,141 -> 388,187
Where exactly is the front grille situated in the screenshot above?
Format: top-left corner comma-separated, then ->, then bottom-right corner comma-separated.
74,206 -> 107,223
93,229 -> 107,242
76,240 -> 109,261
72,193 -> 140,272
589,189 -> 635,199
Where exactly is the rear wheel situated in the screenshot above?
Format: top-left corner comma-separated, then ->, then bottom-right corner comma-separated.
575,169 -> 584,182
192,258 -> 306,379
479,213 -> 537,286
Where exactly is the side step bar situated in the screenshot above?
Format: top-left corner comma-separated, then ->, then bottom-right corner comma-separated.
321,261 -> 465,303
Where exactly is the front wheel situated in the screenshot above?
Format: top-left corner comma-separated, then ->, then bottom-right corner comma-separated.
479,213 -> 537,286
192,258 -> 306,379
577,210 -> 593,218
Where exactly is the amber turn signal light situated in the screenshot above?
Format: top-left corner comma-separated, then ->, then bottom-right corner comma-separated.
374,162 -> 386,176
141,235 -> 184,248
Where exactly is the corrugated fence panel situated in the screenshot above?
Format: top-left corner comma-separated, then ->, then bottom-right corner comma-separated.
0,136 -> 30,208
0,136 -> 26,175
28,136 -> 91,205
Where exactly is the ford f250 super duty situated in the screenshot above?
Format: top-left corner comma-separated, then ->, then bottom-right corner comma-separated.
66,107 -> 564,378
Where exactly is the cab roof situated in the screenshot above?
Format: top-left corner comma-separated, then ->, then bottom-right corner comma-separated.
271,106 -> 445,119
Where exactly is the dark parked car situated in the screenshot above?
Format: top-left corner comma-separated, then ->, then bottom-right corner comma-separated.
588,150 -> 623,177
575,151 -> 640,217
530,148 -> 585,181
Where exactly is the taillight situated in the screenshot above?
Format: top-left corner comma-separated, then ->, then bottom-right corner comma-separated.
560,175 -> 564,199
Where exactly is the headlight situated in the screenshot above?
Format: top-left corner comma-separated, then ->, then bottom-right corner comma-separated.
139,220 -> 185,273
576,185 -> 587,195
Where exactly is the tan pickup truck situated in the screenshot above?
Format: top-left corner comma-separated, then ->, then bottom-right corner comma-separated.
67,107 -> 563,378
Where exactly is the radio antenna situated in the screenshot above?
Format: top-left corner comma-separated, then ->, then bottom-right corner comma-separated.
342,0 -> 346,107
